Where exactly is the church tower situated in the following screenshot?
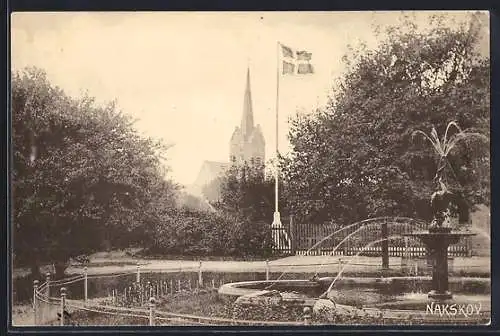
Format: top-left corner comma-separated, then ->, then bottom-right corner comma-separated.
229,68 -> 266,166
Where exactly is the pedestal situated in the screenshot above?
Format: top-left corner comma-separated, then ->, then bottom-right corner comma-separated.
427,241 -> 452,300
403,227 -> 473,301
424,228 -> 460,300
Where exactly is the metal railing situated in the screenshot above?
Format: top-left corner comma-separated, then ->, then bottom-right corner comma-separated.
28,259 -> 488,326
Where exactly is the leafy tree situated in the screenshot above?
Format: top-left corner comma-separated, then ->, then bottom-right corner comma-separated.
216,161 -> 273,223
145,161 -> 281,258
176,190 -> 215,212
210,161 -> 286,256
12,67 -> 178,278
147,208 -> 249,257
283,13 -> 489,226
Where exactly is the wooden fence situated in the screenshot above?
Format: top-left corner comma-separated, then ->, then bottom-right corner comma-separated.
272,217 -> 472,258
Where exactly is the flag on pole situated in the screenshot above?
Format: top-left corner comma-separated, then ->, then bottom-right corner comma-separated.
296,50 -> 312,61
280,43 -> 314,75
282,61 -> 295,75
281,44 -> 295,58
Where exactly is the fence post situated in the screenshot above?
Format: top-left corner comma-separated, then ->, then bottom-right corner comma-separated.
303,306 -> 311,326
401,237 -> 409,271
140,284 -> 144,305
45,273 -> 51,298
149,297 -> 156,326
43,273 -> 51,324
198,261 -> 203,288
136,262 -> 141,283
60,287 -> 66,326
381,220 -> 389,270
33,280 -> 39,325
338,258 -> 343,274
265,259 -> 270,281
289,215 -> 295,255
177,279 -> 181,293
84,266 -> 88,304
345,233 -> 350,256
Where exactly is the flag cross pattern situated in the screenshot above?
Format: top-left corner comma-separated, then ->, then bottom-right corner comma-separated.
280,43 -> 314,75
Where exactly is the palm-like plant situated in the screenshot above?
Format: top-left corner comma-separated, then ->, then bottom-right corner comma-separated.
412,121 -> 488,182
412,121 -> 489,227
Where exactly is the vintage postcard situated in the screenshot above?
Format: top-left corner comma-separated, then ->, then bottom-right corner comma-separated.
10,11 -> 490,327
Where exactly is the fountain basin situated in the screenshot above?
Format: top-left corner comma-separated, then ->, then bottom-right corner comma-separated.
218,277 -> 489,299
404,229 -> 476,242
218,279 -> 323,303
219,276 -> 490,324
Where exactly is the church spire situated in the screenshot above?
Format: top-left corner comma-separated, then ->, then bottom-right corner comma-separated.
241,67 -> 254,139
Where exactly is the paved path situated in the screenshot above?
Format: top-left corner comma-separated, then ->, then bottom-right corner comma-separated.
66,255 -> 490,276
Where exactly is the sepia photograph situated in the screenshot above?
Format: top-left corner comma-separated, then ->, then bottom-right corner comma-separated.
10,11 -> 490,327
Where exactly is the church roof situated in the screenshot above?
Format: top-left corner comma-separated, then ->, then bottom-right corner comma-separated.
230,126 -> 242,141
192,160 -> 230,188
241,67 -> 254,139
203,160 -> 230,175
248,124 -> 265,144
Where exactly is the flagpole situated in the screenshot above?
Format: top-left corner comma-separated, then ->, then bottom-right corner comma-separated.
274,41 -> 280,216
271,40 -> 283,235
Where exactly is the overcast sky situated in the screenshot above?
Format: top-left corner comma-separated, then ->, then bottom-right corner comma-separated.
11,11 -> 484,186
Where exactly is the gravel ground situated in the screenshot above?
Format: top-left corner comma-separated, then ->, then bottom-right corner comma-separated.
63,255 -> 490,276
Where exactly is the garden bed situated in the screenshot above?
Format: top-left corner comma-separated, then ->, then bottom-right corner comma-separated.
67,289 -> 490,326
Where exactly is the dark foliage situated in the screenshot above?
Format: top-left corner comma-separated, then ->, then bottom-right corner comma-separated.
283,13 -> 489,226
12,68 -> 178,277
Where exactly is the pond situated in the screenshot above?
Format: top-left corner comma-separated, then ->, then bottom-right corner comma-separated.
14,271 -> 335,303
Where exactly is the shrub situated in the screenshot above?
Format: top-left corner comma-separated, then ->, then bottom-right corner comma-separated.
145,208 -> 272,258
232,299 -> 303,322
